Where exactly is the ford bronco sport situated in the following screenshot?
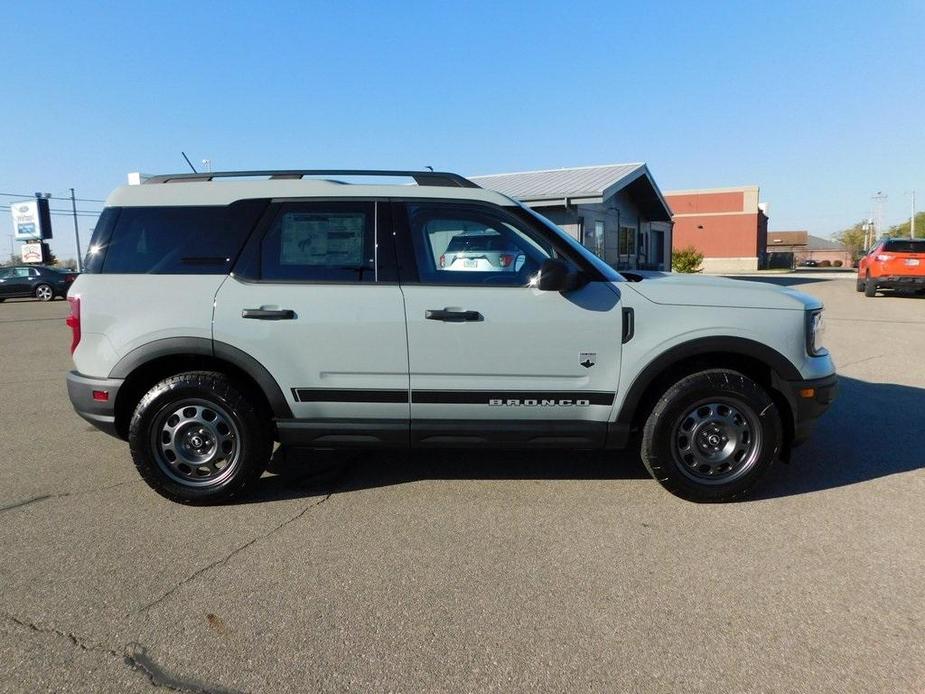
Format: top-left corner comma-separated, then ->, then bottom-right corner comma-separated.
66,170 -> 836,504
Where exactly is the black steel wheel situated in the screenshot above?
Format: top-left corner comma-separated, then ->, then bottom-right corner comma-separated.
129,371 -> 272,504
640,369 -> 782,502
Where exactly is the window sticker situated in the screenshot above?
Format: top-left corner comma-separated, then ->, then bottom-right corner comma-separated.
279,213 -> 365,266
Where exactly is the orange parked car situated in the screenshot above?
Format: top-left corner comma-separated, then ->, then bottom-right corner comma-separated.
857,238 -> 925,297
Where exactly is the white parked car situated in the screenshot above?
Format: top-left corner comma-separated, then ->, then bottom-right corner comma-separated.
66,169 -> 836,504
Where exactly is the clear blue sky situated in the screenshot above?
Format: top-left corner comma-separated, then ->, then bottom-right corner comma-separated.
1,0 -> 922,261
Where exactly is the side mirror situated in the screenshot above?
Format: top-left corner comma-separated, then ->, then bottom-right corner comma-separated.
537,258 -> 588,292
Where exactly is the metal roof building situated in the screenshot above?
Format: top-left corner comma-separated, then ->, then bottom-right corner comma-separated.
471,164 -> 673,271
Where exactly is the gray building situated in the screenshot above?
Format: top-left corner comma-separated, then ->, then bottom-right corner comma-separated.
470,164 -> 673,271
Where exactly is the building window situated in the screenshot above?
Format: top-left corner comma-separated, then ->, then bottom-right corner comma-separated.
593,221 -> 605,259
619,226 -> 636,257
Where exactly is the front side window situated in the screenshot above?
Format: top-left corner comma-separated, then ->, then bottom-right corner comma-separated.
406,203 -> 553,286
260,202 -> 375,282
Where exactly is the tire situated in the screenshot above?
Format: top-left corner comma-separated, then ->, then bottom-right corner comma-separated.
640,369 -> 782,503
34,284 -> 53,302
864,275 -> 877,297
128,371 -> 272,504
855,276 -> 865,292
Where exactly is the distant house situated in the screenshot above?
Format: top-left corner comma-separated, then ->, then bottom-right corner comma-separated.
665,185 -> 769,273
799,235 -> 851,266
470,164 -> 673,271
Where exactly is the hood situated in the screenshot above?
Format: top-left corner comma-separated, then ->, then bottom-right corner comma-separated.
621,272 -> 822,311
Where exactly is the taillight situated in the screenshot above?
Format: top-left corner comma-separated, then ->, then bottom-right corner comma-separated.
439,254 -> 446,268
65,296 -> 81,354
499,254 -> 514,267
876,254 -> 893,262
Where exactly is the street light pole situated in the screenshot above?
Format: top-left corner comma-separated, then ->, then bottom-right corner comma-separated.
70,188 -> 83,271
911,190 -> 916,239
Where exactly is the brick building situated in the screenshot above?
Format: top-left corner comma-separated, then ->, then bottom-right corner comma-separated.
666,185 -> 769,272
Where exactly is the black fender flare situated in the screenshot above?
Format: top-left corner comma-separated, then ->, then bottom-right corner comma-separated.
108,337 -> 293,418
615,336 -> 801,428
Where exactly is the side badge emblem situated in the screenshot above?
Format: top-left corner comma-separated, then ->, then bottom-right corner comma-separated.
579,352 -> 596,369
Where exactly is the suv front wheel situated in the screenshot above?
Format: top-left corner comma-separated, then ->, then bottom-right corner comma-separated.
128,371 -> 272,504
640,369 -> 782,502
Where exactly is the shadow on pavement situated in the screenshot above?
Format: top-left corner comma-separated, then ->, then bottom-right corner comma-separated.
247,376 -> 924,504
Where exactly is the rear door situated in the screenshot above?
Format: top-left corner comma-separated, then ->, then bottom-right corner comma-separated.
394,200 -> 623,448
213,199 -> 409,446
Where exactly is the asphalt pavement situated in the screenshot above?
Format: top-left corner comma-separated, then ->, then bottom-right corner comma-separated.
0,274 -> 922,693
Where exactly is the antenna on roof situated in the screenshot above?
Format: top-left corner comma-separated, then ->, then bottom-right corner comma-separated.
181,152 -> 198,174
424,165 -> 434,171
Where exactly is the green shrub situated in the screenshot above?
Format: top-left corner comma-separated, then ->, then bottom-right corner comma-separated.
833,260 -> 843,267
819,260 -> 831,267
672,246 -> 704,273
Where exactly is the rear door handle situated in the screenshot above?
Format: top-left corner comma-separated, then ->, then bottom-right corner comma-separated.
242,308 -> 296,320
425,308 -> 483,322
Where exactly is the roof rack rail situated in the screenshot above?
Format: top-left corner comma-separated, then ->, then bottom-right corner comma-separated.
143,170 -> 480,188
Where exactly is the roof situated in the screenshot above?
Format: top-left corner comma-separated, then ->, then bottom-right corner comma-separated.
469,164 -> 672,222
107,173 -> 515,208
805,235 -> 848,251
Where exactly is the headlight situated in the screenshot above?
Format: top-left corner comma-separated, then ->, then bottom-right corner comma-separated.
806,309 -> 826,356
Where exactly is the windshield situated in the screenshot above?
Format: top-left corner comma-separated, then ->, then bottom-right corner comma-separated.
513,203 -> 624,282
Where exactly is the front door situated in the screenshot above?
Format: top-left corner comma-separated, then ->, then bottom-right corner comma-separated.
213,199 -> 409,445
394,201 -> 623,448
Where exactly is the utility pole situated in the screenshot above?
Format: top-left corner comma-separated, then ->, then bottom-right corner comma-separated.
70,188 -> 83,271
909,190 -> 916,239
871,192 -> 888,240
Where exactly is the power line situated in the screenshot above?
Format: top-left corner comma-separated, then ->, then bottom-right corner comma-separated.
0,191 -> 106,203
0,204 -> 100,217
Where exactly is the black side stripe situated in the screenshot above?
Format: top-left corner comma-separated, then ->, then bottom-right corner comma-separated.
292,388 -> 409,403
292,388 -> 615,406
412,390 -> 615,406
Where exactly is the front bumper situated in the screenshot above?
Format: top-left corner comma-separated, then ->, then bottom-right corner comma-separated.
66,370 -> 124,438
781,373 -> 838,446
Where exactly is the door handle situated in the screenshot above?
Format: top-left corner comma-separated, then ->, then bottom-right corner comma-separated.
242,308 -> 296,320
622,307 -> 634,343
425,308 -> 483,322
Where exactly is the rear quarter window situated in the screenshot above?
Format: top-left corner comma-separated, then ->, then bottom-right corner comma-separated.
86,200 -> 268,274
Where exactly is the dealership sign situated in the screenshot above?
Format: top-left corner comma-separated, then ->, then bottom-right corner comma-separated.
20,242 -> 43,263
10,198 -> 53,241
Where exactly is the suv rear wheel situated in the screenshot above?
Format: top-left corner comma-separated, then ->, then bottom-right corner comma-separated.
640,369 -> 782,502
864,274 -> 878,297
128,371 -> 272,504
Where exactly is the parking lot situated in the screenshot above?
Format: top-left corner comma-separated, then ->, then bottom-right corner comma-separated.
0,274 -> 922,693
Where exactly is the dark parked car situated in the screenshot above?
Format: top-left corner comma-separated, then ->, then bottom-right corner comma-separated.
798,259 -> 819,267
0,265 -> 78,302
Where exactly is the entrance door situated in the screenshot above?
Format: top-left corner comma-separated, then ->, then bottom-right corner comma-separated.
214,199 -> 409,445
394,200 -> 623,448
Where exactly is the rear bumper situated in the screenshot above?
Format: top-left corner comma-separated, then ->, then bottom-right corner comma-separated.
871,275 -> 925,289
66,370 -> 124,438
785,373 -> 838,446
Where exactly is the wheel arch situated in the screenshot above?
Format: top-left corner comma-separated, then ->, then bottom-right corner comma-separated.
616,336 -> 799,449
109,337 -> 292,439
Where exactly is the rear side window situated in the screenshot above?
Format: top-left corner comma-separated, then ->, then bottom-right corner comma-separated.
259,201 -> 375,282
89,201 -> 267,274
883,240 -> 925,253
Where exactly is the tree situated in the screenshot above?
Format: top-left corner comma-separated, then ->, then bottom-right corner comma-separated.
834,221 -> 868,260
672,245 -> 703,273
884,211 -> 925,239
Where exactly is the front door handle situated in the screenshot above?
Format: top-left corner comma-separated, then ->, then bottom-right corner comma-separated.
242,308 -> 296,320
425,308 -> 483,322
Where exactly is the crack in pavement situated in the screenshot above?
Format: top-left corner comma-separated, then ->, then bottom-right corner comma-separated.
0,480 -> 138,513
836,354 -> 885,370
3,613 -> 241,693
135,491 -> 334,616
